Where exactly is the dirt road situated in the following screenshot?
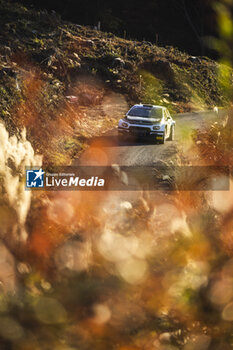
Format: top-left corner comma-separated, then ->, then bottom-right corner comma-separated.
77,110 -> 222,167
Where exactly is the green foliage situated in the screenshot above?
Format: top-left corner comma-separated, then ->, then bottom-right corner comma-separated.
139,69 -> 164,105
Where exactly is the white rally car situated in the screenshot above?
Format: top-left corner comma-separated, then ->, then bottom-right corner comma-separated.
118,104 -> 175,144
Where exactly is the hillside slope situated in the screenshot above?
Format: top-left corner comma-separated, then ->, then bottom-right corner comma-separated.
0,0 -> 230,165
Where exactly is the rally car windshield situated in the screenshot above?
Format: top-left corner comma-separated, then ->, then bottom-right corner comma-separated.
128,107 -> 163,119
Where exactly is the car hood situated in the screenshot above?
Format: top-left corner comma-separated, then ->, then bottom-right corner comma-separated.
126,116 -> 161,123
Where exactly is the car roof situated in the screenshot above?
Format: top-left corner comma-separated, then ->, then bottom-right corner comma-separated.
131,104 -> 166,110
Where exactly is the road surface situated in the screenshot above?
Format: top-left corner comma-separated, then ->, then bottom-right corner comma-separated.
77,110 -> 223,167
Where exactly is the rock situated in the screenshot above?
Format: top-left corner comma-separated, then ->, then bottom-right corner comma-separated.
85,39 -> 95,47
188,56 -> 201,64
112,57 -> 125,68
72,37 -> 94,48
66,95 -> 79,103
162,175 -> 171,181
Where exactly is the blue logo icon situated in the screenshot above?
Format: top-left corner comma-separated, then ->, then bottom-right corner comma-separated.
26,169 -> 45,188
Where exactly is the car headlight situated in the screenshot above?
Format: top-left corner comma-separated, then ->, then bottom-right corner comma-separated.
152,125 -> 160,130
122,122 -> 128,128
